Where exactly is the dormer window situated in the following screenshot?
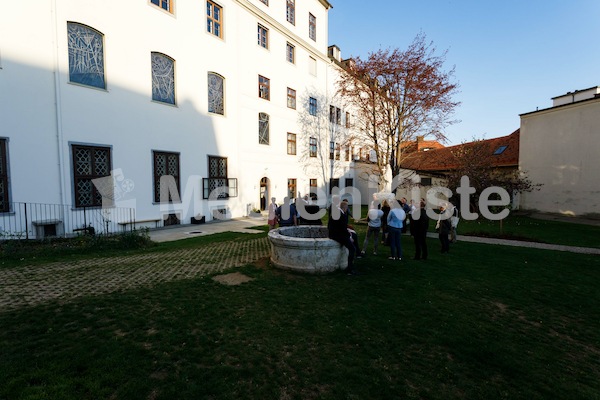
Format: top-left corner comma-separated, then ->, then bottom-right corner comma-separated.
493,145 -> 508,155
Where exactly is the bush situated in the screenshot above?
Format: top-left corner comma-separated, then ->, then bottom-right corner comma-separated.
0,228 -> 155,261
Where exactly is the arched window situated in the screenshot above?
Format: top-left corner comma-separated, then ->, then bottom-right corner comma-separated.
67,22 -> 105,89
208,72 -> 224,115
151,52 -> 175,105
259,113 -> 269,145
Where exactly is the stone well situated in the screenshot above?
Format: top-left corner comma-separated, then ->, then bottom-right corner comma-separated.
268,226 -> 348,274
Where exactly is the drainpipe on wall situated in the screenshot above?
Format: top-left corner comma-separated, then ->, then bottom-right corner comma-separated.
51,0 -> 67,208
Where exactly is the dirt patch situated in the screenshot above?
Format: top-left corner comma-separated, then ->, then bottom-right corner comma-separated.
252,256 -> 270,269
212,272 -> 255,286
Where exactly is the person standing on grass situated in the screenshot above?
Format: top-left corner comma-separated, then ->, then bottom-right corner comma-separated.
450,203 -> 460,243
412,200 -> 430,260
328,197 -> 357,275
267,197 -> 278,230
380,199 -> 391,245
400,197 -> 411,234
362,206 -> 384,256
436,203 -> 452,254
387,202 -> 406,260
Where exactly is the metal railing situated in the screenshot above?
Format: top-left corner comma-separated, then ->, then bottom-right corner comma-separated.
0,202 -> 136,240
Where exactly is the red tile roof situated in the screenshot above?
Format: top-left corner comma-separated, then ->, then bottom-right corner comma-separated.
399,129 -> 520,172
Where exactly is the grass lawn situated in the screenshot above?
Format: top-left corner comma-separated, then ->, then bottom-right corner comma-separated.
1,229 -> 599,399
455,215 -> 600,248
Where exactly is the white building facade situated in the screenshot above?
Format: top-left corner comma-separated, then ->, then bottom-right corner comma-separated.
519,87 -> 600,217
0,0 -> 366,235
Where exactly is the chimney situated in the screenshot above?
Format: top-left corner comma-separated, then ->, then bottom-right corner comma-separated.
328,45 -> 341,62
416,135 -> 425,151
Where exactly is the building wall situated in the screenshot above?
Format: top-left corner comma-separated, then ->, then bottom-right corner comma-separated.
0,0 -> 356,232
519,98 -> 600,216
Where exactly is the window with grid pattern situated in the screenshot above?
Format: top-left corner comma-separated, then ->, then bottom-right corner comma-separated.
151,52 -> 175,105
329,141 -> 335,160
287,178 -> 297,200
287,88 -> 296,109
309,97 -> 317,116
259,75 -> 270,100
72,144 -> 111,208
286,0 -> 295,25
258,24 -> 268,49
286,42 -> 295,63
287,133 -> 296,155
0,139 -> 9,212
309,137 -> 317,157
208,72 -> 224,115
151,0 -> 172,12
309,179 -> 318,200
207,1 -> 223,38
67,22 -> 105,89
309,13 -> 316,41
203,156 -> 233,199
153,151 -> 180,203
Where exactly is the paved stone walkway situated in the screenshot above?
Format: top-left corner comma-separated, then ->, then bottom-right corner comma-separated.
0,236 -> 270,312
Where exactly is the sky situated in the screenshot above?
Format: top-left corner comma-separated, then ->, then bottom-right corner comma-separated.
328,0 -> 600,145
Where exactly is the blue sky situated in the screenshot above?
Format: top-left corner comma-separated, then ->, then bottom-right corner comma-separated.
328,1 -> 600,145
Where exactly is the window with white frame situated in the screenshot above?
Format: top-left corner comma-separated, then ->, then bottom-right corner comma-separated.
67,22 -> 105,89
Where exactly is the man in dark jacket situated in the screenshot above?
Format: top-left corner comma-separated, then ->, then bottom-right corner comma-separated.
411,200 -> 430,260
328,197 -> 357,275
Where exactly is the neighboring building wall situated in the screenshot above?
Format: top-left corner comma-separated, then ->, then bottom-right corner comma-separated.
519,97 -> 600,216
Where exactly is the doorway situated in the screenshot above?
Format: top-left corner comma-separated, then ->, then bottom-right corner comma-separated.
259,177 -> 270,211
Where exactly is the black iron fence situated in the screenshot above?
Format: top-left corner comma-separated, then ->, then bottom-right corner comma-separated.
0,202 -> 136,240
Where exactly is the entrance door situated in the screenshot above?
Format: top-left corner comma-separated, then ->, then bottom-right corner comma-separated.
260,177 -> 269,211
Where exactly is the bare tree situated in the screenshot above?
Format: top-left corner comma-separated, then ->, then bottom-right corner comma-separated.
338,33 -> 460,188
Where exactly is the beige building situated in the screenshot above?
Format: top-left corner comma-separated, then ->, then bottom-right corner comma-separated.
519,86 -> 600,216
